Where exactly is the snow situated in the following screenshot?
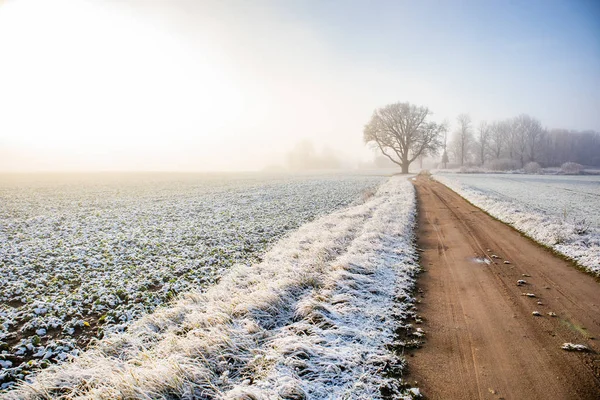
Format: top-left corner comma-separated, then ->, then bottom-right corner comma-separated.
3,175 -> 421,399
435,173 -> 600,276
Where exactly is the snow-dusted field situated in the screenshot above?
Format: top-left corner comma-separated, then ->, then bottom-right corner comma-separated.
3,175 -> 420,399
435,173 -> 600,275
0,172 -> 392,390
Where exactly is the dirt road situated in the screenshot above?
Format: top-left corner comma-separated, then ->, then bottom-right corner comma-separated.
408,175 -> 600,399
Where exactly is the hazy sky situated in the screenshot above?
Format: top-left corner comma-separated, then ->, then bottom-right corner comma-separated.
0,0 -> 598,171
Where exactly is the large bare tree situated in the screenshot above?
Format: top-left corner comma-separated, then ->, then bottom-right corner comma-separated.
363,102 -> 445,174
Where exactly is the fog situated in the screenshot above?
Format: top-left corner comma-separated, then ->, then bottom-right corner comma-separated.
0,0 -> 598,172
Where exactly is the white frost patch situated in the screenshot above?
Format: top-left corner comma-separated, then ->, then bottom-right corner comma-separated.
435,174 -> 600,276
561,343 -> 589,352
6,176 -> 420,399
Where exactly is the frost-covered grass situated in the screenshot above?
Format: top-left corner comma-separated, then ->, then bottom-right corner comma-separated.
435,173 -> 600,275
3,175 -> 420,399
0,172 -> 387,389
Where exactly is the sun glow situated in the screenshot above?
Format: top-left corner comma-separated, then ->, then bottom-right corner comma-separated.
0,0 -> 245,171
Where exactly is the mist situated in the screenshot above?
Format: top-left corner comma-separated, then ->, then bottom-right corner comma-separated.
0,0 -> 598,172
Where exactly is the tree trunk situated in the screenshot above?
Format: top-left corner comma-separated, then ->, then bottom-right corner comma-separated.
401,163 -> 409,174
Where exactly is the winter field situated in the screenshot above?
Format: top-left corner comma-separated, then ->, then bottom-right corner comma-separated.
434,173 -> 600,275
1,172 -> 421,398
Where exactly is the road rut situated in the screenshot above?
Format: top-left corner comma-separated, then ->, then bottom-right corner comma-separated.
408,175 -> 600,399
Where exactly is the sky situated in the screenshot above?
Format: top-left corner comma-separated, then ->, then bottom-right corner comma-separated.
0,0 -> 598,172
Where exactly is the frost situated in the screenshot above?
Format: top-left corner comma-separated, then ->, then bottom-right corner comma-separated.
3,175 -> 421,399
561,343 -> 589,352
0,173 -> 386,387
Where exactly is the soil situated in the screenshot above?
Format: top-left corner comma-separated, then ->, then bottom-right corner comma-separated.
408,175 -> 600,399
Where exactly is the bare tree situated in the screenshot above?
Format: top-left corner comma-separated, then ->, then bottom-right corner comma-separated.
521,115 -> 544,162
441,126 -> 449,168
475,121 -> 490,165
504,119 -> 517,160
488,121 -> 506,160
450,114 -> 474,166
363,102 -> 445,174
441,150 -> 449,168
511,115 -> 530,166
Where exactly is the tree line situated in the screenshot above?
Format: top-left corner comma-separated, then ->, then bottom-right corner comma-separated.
363,101 -> 600,173
447,114 -> 600,169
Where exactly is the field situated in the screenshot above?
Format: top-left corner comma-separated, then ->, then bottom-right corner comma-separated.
0,172 -> 389,390
2,174 -> 422,399
434,173 -> 600,274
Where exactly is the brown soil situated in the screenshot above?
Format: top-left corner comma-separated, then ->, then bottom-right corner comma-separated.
408,175 -> 600,400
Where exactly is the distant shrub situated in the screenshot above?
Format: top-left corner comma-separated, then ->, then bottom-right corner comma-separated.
560,162 -> 583,175
524,162 -> 541,174
484,158 -> 520,171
